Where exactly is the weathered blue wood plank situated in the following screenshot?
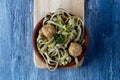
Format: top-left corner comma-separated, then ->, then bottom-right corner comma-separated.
0,0 -> 120,80
0,0 -> 34,80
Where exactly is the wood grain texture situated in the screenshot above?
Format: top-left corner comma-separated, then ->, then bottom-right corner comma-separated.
0,0 -> 120,80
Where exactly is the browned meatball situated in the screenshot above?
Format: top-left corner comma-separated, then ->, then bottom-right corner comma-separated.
42,24 -> 56,38
68,42 -> 82,57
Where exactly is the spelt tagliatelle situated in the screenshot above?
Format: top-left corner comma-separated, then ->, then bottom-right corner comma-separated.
37,8 -> 84,71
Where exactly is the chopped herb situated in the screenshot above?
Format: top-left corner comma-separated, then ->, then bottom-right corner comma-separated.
54,34 -> 65,44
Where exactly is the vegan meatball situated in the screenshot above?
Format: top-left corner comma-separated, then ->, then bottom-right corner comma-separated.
68,42 -> 82,57
42,24 -> 56,38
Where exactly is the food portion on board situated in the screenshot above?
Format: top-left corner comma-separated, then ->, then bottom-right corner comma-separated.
35,8 -> 86,71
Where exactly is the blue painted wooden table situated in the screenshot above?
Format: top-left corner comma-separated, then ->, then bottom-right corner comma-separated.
0,0 -> 120,80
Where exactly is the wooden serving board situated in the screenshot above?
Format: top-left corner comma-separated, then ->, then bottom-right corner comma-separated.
34,0 -> 84,68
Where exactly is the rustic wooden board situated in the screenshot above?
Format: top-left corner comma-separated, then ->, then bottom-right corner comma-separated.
34,0 -> 84,68
0,0 -> 120,80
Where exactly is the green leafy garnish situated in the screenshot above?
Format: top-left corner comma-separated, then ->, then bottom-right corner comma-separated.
54,34 -> 65,44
